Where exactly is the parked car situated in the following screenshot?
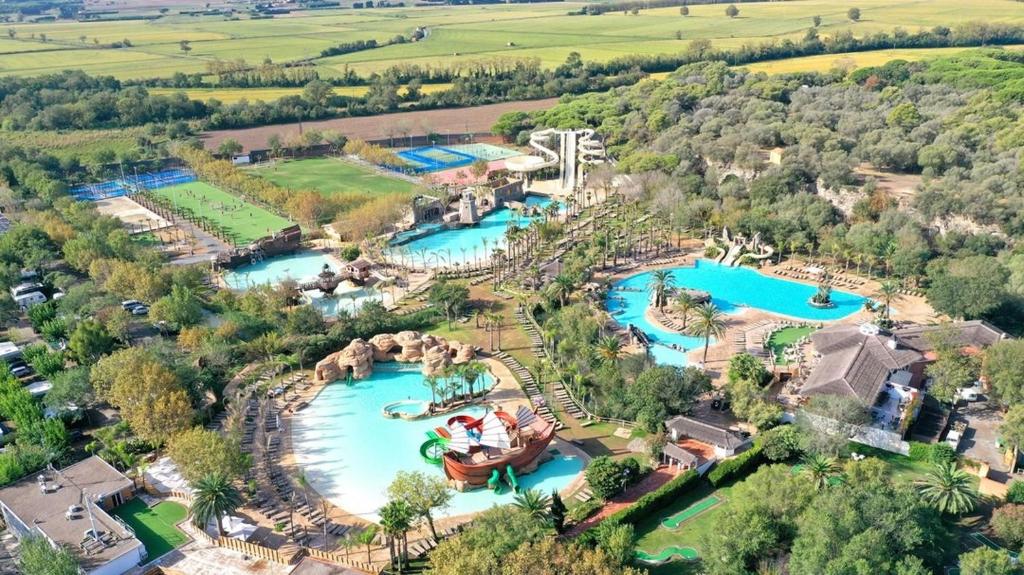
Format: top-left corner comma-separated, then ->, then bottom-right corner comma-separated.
121,300 -> 143,310
128,305 -> 149,316
8,361 -> 32,378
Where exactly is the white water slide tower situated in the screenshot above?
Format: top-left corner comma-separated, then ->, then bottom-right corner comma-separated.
505,128 -> 606,193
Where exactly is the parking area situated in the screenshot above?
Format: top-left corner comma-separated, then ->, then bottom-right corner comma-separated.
953,401 -> 1010,476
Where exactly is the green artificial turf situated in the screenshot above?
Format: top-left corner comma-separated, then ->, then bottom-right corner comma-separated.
253,158 -> 419,198
151,181 -> 294,244
767,326 -> 814,365
111,499 -> 189,559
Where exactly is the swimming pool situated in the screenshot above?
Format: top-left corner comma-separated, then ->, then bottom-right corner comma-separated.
292,364 -> 584,521
223,250 -> 334,290
608,260 -> 865,365
389,195 -> 555,268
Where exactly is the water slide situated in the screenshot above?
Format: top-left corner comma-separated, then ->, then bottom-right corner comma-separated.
504,464 -> 520,493
505,128 -> 560,173
488,468 -> 501,492
720,243 -> 744,266
420,436 -> 447,464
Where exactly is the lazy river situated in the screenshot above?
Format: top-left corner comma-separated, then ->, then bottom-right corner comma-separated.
390,195 -> 556,267
292,364 -> 584,521
608,260 -> 865,365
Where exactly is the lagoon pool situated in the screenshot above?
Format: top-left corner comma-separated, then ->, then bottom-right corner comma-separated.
608,260 -> 865,366
292,364 -> 584,521
389,196 -> 555,268
223,250 -> 334,290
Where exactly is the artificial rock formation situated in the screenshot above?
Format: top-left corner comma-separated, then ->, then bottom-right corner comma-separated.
313,331 -> 477,382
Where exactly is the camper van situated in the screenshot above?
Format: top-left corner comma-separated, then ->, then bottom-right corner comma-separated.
9,282 -> 43,299
12,290 -> 46,310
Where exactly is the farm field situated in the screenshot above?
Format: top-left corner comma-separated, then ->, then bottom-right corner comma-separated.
149,82 -> 453,104
151,181 -> 293,244
743,45 -> 1024,74
2,0 -> 1024,80
250,157 -> 421,198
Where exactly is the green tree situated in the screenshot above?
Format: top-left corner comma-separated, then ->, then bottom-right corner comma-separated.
679,6 -> 689,16
68,319 -> 114,364
18,537 -> 80,575
44,366 -> 95,420
595,522 -> 635,567
916,462 -> 978,515
801,453 -> 839,490
379,499 -> 414,572
549,489 -> 567,533
993,504 -> 1024,550
926,256 -> 1007,320
357,524 -> 379,563
386,470 -> 452,541
647,269 -> 674,310
167,427 -> 250,483
725,4 -> 739,17
190,472 -> 242,536
585,456 -> 628,500
812,15 -> 821,26
217,138 -> 243,156
151,285 -> 203,330
985,340 -> 1024,406
512,488 -> 551,521
958,547 -> 1020,575
759,425 -> 804,462
428,280 -> 470,329
1008,480 -> 1024,504
846,7 -> 861,21
428,507 -> 549,575
594,335 -> 624,365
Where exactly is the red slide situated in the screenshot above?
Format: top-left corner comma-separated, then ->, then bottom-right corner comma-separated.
447,411 -> 517,431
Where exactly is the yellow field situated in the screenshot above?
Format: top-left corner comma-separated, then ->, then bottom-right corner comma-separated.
148,83 -> 452,103
742,45 -> 1024,75
2,0 -> 1023,80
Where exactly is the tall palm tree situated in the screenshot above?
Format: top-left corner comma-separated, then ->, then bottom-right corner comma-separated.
648,270 -> 675,310
801,454 -> 839,490
692,303 -> 727,365
422,374 -> 440,411
917,462 -> 978,515
674,292 -> 696,330
874,280 -> 901,321
594,335 -> 624,365
379,499 -> 414,572
356,524 -> 378,563
547,274 -> 575,307
461,361 -> 487,400
512,488 -> 552,521
190,472 -> 242,536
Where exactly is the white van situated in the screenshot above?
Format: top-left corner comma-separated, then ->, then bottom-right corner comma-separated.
10,282 -> 43,299
13,290 -> 46,310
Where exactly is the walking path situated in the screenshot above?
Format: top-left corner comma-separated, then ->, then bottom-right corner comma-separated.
567,467 -> 680,536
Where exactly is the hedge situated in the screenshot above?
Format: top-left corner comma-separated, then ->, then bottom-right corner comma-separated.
708,443 -> 764,487
603,470 -> 701,529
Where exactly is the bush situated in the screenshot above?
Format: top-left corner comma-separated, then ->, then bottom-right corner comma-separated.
929,442 -> 957,464
1008,480 -> 1024,504
759,425 -> 804,462
567,499 -> 602,525
585,456 -> 646,500
993,504 -> 1024,548
708,443 -> 763,487
908,441 -> 932,461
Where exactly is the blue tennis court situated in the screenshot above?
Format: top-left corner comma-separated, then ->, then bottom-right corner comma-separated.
70,168 -> 197,201
396,146 -> 477,173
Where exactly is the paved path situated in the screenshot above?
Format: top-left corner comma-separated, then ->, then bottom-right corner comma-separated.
567,467 -> 679,536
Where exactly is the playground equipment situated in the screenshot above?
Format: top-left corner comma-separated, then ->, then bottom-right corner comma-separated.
505,128 -> 607,193
418,406 -> 556,491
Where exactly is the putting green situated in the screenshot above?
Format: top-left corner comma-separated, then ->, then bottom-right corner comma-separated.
660,495 -> 722,529
635,546 -> 699,564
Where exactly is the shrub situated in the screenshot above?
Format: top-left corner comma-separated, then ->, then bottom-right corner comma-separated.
708,443 -> 763,487
567,499 -> 602,525
993,504 -> 1024,548
908,441 -> 932,461
759,425 -> 804,462
585,456 -> 645,500
1008,481 -> 1024,504
929,442 -> 957,464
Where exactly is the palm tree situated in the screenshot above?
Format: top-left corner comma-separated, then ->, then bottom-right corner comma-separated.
801,454 -> 839,490
423,374 -> 440,410
461,360 -> 487,400
917,462 -> 978,515
648,270 -> 675,310
692,302 -> 727,365
512,488 -> 552,521
874,280 -> 901,321
547,274 -> 575,307
357,524 -> 378,563
379,499 -> 414,572
190,472 -> 242,536
674,292 -> 696,330
594,335 -> 624,365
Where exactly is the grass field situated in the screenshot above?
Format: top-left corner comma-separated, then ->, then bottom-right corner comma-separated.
635,481 -> 732,567
111,500 -> 189,559
149,83 -> 453,104
743,45 -> 1024,74
251,157 -> 421,197
3,0 -> 1024,80
152,181 -> 294,244
767,325 -> 814,365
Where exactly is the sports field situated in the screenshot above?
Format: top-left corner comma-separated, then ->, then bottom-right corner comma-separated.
152,181 -> 294,244
111,499 -> 189,559
3,0 -> 1024,80
251,157 -> 421,197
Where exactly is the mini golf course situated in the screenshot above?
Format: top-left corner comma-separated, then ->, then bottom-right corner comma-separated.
636,546 -> 699,564
767,325 -> 814,365
660,495 -> 722,529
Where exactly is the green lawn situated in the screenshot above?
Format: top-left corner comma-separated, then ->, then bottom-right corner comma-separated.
251,158 -> 420,198
151,181 -> 293,244
111,499 -> 189,559
634,481 -> 733,563
767,326 -> 814,365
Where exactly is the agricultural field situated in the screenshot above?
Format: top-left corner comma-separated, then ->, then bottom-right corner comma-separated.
2,0 -> 1024,81
151,181 -> 293,244
149,82 -> 452,104
250,157 -> 421,198
743,45 -> 1024,74
2,128 -> 143,159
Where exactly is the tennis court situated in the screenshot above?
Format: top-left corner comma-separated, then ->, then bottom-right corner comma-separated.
69,168 -> 197,201
396,145 -> 477,173
151,181 -> 293,244
448,143 -> 523,161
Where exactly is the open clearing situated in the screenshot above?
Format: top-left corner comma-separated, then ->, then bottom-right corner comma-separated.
743,45 -> 1024,74
250,157 -> 421,197
151,181 -> 293,244
4,0 -> 1024,80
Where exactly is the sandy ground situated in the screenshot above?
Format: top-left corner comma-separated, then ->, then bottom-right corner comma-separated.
202,99 -> 558,152
95,196 -> 172,233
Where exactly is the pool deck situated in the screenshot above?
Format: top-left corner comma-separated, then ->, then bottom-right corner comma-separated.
271,355 -> 588,560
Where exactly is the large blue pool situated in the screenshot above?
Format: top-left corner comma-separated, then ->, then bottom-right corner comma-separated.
607,260 -> 865,365
389,196 -> 555,268
292,364 -> 583,521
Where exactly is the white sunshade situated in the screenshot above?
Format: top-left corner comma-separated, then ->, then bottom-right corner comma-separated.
478,412 -> 511,449
447,422 -> 472,454
515,406 -> 537,428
